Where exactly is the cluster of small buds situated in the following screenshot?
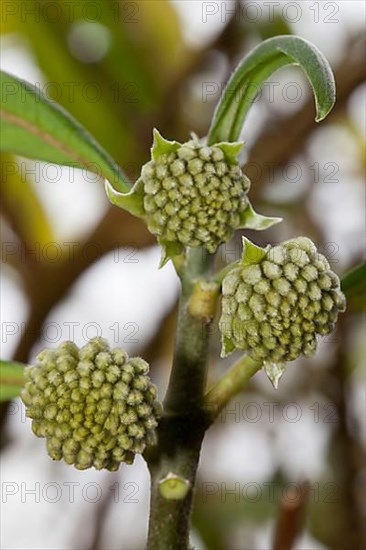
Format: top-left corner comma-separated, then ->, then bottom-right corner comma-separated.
21,338 -> 161,471
141,138 -> 250,253
220,237 -> 346,363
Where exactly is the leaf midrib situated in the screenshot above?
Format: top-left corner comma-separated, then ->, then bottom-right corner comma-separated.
0,107 -> 94,170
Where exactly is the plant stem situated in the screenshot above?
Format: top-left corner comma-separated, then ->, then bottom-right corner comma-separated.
146,248 -> 214,550
204,356 -> 262,422
164,250 -> 214,415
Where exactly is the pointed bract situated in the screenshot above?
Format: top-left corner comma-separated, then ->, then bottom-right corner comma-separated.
151,129 -> 181,161
241,237 -> 268,266
239,202 -> 282,231
264,361 -> 286,389
220,335 -> 235,357
216,141 -> 244,163
105,178 -> 145,217
159,240 -> 184,269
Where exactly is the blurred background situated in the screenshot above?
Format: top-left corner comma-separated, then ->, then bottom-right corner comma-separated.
0,1 -> 365,549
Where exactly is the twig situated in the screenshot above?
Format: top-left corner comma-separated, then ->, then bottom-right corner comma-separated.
146,248 -> 215,550
204,355 -> 262,423
273,480 -> 310,550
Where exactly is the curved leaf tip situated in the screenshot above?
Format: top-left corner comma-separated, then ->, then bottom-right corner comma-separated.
274,35 -> 336,123
208,34 -> 336,144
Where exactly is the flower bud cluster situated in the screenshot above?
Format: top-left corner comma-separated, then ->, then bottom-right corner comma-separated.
21,338 -> 160,471
220,237 -> 346,362
141,140 -> 250,253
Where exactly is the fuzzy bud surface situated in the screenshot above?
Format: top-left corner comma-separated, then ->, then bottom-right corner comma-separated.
21,338 -> 160,471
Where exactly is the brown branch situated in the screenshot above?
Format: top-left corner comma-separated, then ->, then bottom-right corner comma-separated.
273,480 -> 310,550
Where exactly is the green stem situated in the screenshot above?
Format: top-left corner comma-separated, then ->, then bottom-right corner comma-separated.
146,248 -> 215,550
205,356 -> 262,422
0,360 -> 25,402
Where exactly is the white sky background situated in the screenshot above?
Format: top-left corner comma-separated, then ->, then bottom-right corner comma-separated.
1,2 -> 365,549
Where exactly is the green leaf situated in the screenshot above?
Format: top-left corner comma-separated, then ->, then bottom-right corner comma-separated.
0,1 -> 173,162
0,71 -> 130,193
208,35 -> 336,144
341,262 -> 366,312
0,360 -> 25,401
239,202 -> 283,231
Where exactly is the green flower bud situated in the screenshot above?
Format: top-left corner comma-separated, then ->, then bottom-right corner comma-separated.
141,137 -> 250,254
105,130 -> 282,266
21,338 -> 161,471
220,237 -> 346,362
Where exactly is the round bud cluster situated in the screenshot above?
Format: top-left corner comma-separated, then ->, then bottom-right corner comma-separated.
141,141 -> 250,253
220,237 -> 346,363
21,338 -> 161,471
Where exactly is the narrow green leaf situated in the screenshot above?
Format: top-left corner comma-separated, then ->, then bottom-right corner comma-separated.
341,262 -> 366,312
208,35 -> 336,144
0,360 -> 25,401
0,71 -> 130,193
